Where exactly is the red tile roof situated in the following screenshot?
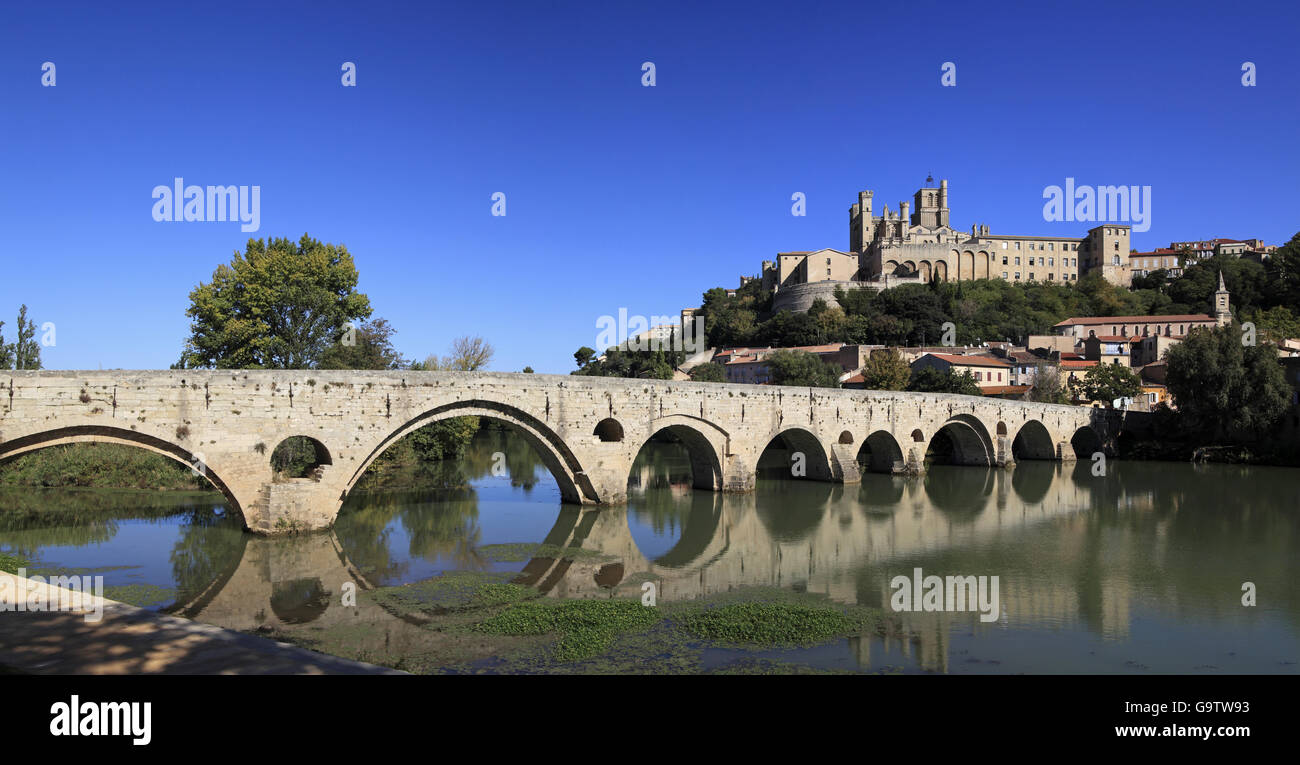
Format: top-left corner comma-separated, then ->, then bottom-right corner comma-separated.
917,353 -> 1012,368
1060,360 -> 1099,369
981,385 -> 1031,396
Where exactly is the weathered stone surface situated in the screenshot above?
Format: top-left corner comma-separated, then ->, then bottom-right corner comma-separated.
0,370 -> 1121,534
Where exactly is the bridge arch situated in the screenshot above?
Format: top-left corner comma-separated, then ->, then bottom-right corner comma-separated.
593,418 -> 624,443
0,425 -> 247,526
857,430 -> 904,474
756,426 -> 833,481
926,414 -> 995,466
630,420 -> 724,492
270,435 -> 332,478
1070,425 -> 1104,458
1012,420 -> 1056,460
344,399 -> 596,504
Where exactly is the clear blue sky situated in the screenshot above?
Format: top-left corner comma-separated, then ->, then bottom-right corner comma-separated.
2,0 -> 1297,373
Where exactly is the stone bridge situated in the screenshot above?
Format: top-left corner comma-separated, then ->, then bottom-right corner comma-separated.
0,370 -> 1130,534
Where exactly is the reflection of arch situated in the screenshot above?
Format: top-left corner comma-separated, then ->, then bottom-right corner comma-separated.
643,492 -> 724,568
594,418 -> 624,442
757,427 -> 832,481
1011,460 -> 1054,504
269,578 -> 330,624
1012,420 -> 1056,460
1070,425 -> 1104,458
346,399 -> 595,503
633,422 -> 724,491
0,425 -> 246,525
925,415 -> 994,466
922,465 -> 995,513
857,430 -> 904,473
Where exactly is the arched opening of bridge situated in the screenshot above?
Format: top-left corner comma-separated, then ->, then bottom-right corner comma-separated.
924,416 -> 994,466
627,425 -> 723,494
341,400 -> 593,516
1070,426 -> 1104,458
0,425 -> 248,529
856,430 -> 904,474
756,428 -> 833,482
1012,420 -> 1056,460
594,418 -> 624,443
270,436 -> 332,480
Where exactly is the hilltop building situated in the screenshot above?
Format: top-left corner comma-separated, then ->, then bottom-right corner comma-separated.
760,177 -> 1134,312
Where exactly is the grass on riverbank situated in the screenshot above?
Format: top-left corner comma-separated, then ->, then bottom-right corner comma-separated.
0,551 -> 31,574
0,444 -> 207,491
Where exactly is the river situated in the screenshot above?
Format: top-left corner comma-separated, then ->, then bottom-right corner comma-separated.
1,427 -> 1297,674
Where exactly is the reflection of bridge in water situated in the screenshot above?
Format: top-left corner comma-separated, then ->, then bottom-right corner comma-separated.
172,460 -> 1149,672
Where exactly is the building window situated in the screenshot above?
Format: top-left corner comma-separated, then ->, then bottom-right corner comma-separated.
1002,271 -> 1008,279
1049,243 -> 1055,251
1015,272 -> 1021,280
1048,257 -> 1054,266
1029,273 -> 1035,280
1015,242 -> 1021,250
1014,256 -> 1021,265
1048,273 -> 1054,279
1002,256 -> 1008,264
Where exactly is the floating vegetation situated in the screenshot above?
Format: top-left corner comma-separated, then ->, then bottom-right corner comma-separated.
678,601 -> 876,647
368,571 -> 539,618
103,584 -> 177,608
472,599 -> 663,662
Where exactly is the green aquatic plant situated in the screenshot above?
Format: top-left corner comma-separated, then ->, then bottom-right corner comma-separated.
472,599 -> 663,662
679,601 -> 874,647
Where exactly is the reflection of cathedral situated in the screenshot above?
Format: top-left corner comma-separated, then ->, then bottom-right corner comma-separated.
759,177 -> 1132,312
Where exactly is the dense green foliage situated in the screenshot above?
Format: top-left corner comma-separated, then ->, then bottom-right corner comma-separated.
472,599 -> 664,662
177,234 -> 372,369
688,361 -> 725,382
767,349 -> 842,387
0,304 -> 42,369
0,444 -> 205,490
1069,362 -> 1142,403
1165,323 -> 1290,440
857,349 -> 910,390
680,602 -> 872,646
907,367 -> 982,395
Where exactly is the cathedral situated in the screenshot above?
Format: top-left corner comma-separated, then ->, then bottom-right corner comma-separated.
758,178 -> 1133,311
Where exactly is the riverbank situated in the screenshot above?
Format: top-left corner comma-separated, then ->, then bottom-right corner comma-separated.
0,570 -> 405,674
0,443 -> 207,490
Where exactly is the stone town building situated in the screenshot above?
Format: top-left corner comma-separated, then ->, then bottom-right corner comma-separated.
909,352 -> 1014,390
762,177 -> 1134,312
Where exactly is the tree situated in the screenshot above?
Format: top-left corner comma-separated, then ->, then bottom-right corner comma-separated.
316,318 -> 406,370
12,305 -> 40,370
907,367 -> 981,396
574,346 -> 596,368
446,335 -> 493,371
179,235 -> 371,369
521,366 -> 535,374
1025,362 -> 1069,404
1165,323 -> 1289,440
689,361 -> 725,382
1069,362 -> 1141,404
858,349 -> 910,391
0,318 -> 9,368
766,350 -> 841,388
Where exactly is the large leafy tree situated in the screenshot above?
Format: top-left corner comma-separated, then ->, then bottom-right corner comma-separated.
1069,362 -> 1142,403
317,318 -> 406,370
858,349 -> 910,390
766,349 -> 841,388
907,368 -> 981,396
1165,323 -> 1289,439
178,235 -> 371,369
3,305 -> 41,370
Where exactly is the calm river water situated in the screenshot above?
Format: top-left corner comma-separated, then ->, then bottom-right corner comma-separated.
2,428 -> 1297,673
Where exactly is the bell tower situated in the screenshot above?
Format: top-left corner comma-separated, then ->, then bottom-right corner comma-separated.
913,176 -> 949,228
1215,271 -> 1232,328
